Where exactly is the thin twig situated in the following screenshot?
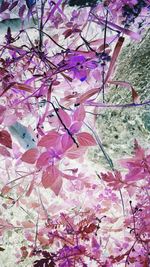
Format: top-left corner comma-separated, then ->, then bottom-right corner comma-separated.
102,9 -> 109,103
49,101 -> 79,147
34,214 -> 39,249
38,0 -> 46,51
84,121 -> 114,170
29,27 -> 66,51
85,99 -> 150,109
119,189 -> 125,216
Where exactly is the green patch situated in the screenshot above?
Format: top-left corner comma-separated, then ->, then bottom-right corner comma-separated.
94,29 -> 150,167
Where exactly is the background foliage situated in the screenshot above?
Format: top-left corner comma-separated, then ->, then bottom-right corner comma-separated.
0,0 -> 150,266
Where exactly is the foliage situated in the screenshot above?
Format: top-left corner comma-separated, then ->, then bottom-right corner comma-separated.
68,0 -> 100,8
0,0 -> 150,266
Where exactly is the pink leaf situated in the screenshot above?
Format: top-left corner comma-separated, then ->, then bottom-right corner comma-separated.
42,165 -> 60,187
77,132 -> 97,146
0,146 -> 11,157
125,168 -> 145,182
120,141 -> 149,182
36,151 -> 51,168
0,105 -> 6,114
0,130 -> 12,148
3,114 -> 17,126
105,37 -> 124,83
29,202 -> 40,209
21,148 -> 39,164
49,176 -> 62,196
42,165 -> 62,195
92,236 -> 100,250
61,172 -> 77,180
76,88 -> 99,105
97,17 -> 141,40
65,144 -> 87,159
73,105 -> 85,122
14,83 -> 33,93
26,179 -> 35,197
70,122 -> 82,134
63,29 -> 73,39
38,236 -> 50,246
22,221 -> 35,228
0,105 -> 6,124
38,131 -> 60,147
1,185 -> 11,195
58,109 -> 71,128
101,171 -> 124,190
61,133 -> 73,151
0,219 -> 14,233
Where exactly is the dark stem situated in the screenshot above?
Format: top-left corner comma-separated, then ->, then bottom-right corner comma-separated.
34,214 -> 39,249
38,0 -> 46,51
79,33 -> 96,53
86,99 -> 150,109
29,27 -> 66,51
49,101 -> 79,148
84,121 -> 114,170
119,189 -> 125,216
102,9 -> 108,103
129,201 -> 137,238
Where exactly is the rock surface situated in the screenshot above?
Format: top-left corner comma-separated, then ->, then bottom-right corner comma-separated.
94,30 -> 150,168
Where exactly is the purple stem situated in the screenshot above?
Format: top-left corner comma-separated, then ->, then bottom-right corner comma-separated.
48,0 -> 63,18
85,100 -> 150,109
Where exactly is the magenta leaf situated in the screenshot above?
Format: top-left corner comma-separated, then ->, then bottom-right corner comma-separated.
42,165 -> 62,195
77,132 -> 97,146
50,175 -> 62,196
38,131 -> 60,148
0,130 -> 12,149
100,171 -> 124,190
0,105 -> 6,114
75,87 -> 99,105
42,165 -> 58,188
14,83 -> 33,93
36,151 -> 51,168
58,109 -> 71,128
0,1 -> 149,266
73,105 -> 85,122
18,4 -> 26,18
120,141 -> 150,182
69,121 -> 82,134
65,144 -> 86,159
21,148 -> 39,164
61,133 -> 73,151
0,145 -> 11,157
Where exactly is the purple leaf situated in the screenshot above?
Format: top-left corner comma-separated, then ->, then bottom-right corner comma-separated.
5,27 -> 12,44
19,4 -> 26,18
0,1 -> 9,13
9,1 -> 18,11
